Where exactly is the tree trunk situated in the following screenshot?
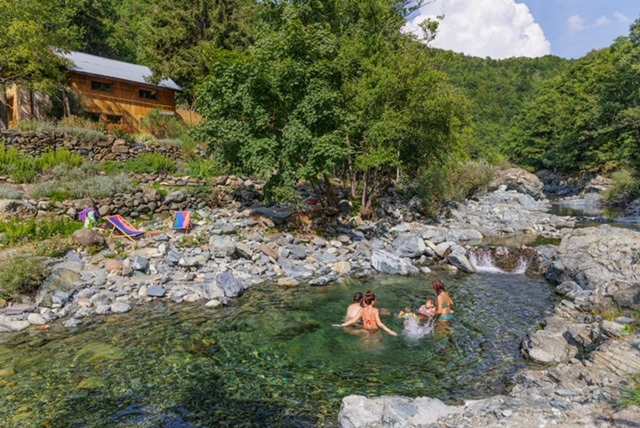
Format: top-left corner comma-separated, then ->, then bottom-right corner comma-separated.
63,89 -> 71,117
0,85 -> 8,129
323,173 -> 339,208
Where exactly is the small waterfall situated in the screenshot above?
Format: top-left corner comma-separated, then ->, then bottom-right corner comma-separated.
468,249 -> 530,275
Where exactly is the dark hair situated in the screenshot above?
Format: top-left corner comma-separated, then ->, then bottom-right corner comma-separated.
427,298 -> 435,305
432,280 -> 446,295
364,290 -> 376,305
353,292 -> 363,303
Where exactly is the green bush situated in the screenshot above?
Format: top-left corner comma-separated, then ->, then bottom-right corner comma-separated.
603,168 -> 640,204
0,256 -> 50,300
141,109 -> 188,139
33,237 -> 75,258
185,158 -> 219,179
123,153 -> 177,174
0,218 -> 82,246
415,160 -> 495,216
0,145 -> 86,184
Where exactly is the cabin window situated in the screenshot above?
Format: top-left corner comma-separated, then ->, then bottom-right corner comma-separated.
106,115 -> 122,124
91,81 -> 112,92
86,112 -> 101,122
139,89 -> 157,100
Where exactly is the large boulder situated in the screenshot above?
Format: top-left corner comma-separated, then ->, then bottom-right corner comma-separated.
72,229 -> 106,248
338,395 -> 461,428
209,235 -> 236,258
35,267 -> 81,307
557,226 -> 640,310
392,235 -> 426,259
489,168 -> 544,199
520,315 -> 597,364
370,250 -> 419,276
447,246 -> 476,273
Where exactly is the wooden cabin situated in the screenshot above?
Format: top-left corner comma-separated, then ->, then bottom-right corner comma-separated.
62,51 -> 182,133
5,51 -> 184,133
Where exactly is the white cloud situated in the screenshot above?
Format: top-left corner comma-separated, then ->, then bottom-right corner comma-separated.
403,0 -> 551,59
568,15 -> 587,32
594,16 -> 612,27
568,14 -> 617,34
613,12 -> 630,23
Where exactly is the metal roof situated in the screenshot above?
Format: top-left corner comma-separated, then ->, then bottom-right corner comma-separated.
59,51 -> 182,91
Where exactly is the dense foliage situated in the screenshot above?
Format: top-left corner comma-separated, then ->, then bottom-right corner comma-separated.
3,0 -> 640,211
508,18 -> 640,174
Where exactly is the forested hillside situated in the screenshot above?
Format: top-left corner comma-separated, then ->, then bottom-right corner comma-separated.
2,0 -> 639,207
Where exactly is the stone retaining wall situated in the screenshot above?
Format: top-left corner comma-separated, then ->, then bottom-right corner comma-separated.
0,129 -> 205,162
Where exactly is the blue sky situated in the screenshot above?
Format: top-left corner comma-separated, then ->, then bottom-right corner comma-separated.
405,0 -> 640,59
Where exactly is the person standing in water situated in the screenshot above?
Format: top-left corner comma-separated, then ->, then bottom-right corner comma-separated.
338,290 -> 398,336
345,292 -> 364,322
432,280 -> 454,321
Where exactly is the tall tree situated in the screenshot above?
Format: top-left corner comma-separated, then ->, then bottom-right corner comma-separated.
136,0 -> 258,101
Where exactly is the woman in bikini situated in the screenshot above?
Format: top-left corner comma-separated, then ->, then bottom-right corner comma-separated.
338,290 -> 398,336
432,280 -> 454,321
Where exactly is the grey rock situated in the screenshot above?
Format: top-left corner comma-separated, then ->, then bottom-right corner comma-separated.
132,256 -> 149,272
0,320 -> 31,332
392,235 -> 426,259
235,242 -> 253,259
209,235 -> 236,258
217,271 -> 249,298
147,285 -> 166,298
338,395 -> 461,428
111,302 -> 132,313
205,299 -> 223,308
3,304 -> 37,315
166,250 -> 182,265
52,290 -> 71,306
27,313 -> 46,325
279,258 -> 313,279
64,318 -> 82,328
447,248 -> 476,273
370,250 -> 419,276
288,244 -> 307,260
36,267 -> 82,307
90,293 -> 112,307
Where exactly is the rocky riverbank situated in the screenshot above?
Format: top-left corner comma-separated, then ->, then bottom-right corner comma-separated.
0,170 -> 638,427
338,228 -> 640,427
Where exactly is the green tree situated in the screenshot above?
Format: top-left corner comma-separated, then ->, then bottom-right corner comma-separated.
196,3 -> 346,203
136,0 -> 257,101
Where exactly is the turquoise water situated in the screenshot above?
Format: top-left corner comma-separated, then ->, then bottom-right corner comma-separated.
0,272 -> 556,427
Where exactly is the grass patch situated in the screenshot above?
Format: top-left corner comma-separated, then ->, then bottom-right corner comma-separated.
620,373 -> 640,408
0,144 -> 86,184
184,158 -> 220,179
0,218 -> 82,247
0,256 -> 50,301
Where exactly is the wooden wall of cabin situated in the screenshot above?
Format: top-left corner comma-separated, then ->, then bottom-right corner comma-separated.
70,73 -> 177,133
5,85 -> 51,128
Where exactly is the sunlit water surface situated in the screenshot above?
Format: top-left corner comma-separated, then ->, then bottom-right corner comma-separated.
0,273 -> 556,427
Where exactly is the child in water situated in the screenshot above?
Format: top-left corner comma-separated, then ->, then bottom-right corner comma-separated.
398,307 -> 418,327
418,298 -> 436,319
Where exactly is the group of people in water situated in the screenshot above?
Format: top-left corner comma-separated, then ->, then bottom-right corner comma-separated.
333,280 -> 455,336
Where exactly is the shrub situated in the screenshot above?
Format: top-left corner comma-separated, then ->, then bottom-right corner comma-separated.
415,159 -> 495,216
123,153 -> 177,174
37,149 -> 84,171
30,171 -> 134,200
132,133 -> 156,144
33,237 -> 75,258
107,123 -> 135,141
0,185 -> 23,199
185,158 -> 219,179
59,115 -> 106,132
0,256 -> 50,300
603,168 -> 640,204
141,109 -> 188,139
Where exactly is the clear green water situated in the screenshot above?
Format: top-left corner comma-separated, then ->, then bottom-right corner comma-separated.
0,272 -> 555,428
